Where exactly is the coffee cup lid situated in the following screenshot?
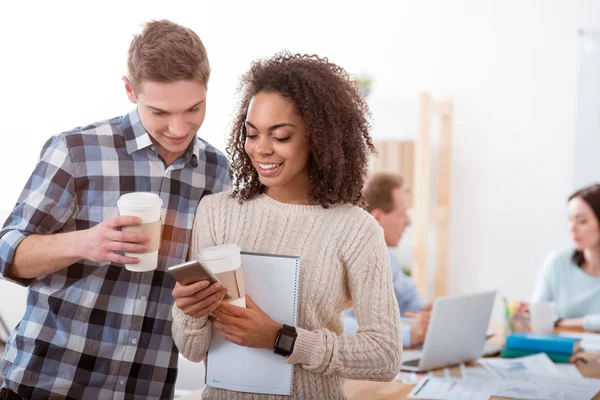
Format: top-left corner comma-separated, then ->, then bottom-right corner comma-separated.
198,244 -> 241,260
117,192 -> 163,210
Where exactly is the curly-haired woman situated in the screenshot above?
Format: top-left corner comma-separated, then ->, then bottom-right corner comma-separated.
171,52 -> 402,399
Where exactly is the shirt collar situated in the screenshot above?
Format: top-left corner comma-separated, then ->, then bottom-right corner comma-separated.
188,135 -> 204,167
122,109 -> 154,155
176,129 -> 204,169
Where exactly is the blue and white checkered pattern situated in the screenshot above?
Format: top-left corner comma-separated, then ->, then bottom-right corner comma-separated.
0,110 -> 230,400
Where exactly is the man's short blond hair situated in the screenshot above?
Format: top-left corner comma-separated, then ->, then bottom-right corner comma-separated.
127,19 -> 210,91
363,173 -> 404,213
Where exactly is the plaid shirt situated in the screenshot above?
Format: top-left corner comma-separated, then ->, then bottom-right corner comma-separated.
0,110 -> 231,400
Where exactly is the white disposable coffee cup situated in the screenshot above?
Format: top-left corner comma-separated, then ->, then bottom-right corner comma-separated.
117,192 -> 163,272
198,244 -> 245,307
530,302 -> 557,334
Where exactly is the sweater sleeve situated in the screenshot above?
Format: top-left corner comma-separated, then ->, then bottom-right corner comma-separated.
171,194 -> 220,362
287,219 -> 402,381
531,251 -> 558,303
583,315 -> 600,332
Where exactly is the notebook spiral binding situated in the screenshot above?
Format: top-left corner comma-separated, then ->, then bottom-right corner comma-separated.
290,256 -> 301,395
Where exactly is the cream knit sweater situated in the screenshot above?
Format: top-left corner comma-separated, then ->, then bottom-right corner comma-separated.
172,192 -> 402,400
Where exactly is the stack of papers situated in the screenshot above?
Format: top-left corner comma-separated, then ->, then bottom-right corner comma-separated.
407,353 -> 600,400
408,377 -> 491,400
478,351 -> 564,380
492,376 -> 600,400
409,376 -> 600,400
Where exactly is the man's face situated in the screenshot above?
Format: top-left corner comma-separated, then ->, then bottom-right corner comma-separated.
375,188 -> 411,247
125,78 -> 207,165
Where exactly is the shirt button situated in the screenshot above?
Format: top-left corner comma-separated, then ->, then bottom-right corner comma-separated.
132,338 -> 138,345
120,379 -> 125,386
141,296 -> 147,302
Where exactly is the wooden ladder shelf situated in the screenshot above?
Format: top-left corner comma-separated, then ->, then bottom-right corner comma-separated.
372,93 -> 453,299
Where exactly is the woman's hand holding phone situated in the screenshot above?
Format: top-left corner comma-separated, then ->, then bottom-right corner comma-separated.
172,280 -> 230,318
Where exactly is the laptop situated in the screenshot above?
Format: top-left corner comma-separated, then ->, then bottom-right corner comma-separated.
400,290 -> 496,372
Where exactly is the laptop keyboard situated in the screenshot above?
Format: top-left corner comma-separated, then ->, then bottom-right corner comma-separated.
402,358 -> 421,367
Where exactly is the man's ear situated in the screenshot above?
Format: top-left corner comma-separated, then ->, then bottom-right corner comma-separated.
370,209 -> 384,223
123,76 -> 137,104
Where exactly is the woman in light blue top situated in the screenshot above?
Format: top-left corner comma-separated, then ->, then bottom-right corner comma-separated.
532,183 -> 600,331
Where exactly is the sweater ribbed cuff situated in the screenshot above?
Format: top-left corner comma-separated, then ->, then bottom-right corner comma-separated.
171,304 -> 208,331
286,327 -> 322,367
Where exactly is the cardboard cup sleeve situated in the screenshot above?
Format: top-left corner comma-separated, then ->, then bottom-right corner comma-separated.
215,266 -> 245,301
121,219 -> 162,253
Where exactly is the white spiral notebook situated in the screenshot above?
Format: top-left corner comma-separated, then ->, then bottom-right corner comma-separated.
205,251 -> 301,395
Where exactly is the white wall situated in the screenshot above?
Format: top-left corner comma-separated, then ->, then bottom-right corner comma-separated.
1,0 -> 600,380
430,1 -> 600,319
574,30 -> 600,189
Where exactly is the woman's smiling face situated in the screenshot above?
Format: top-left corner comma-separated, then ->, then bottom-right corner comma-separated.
244,91 -> 311,203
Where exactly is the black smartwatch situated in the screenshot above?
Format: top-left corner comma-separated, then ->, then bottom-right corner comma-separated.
274,324 -> 297,357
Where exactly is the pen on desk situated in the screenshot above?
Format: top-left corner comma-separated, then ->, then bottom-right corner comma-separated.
412,377 -> 429,395
404,312 -> 418,318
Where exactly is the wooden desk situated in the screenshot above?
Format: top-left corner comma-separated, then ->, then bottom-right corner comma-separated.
344,327 -> 600,400
179,327 -> 600,400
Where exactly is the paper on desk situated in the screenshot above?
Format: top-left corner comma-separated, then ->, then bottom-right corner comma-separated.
478,353 -> 563,380
460,363 -> 497,379
554,362 -> 584,379
559,332 -> 600,352
398,360 -> 497,383
492,376 -> 600,400
409,376 -> 600,400
408,377 -> 494,400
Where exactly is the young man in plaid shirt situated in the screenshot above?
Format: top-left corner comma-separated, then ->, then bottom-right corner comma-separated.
0,20 -> 230,400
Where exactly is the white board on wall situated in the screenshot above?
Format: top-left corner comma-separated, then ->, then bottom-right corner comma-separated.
574,30 -> 600,190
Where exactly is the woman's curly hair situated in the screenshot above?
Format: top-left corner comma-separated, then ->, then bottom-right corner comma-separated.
226,52 -> 375,208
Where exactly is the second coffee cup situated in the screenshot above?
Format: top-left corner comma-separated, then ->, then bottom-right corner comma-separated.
198,244 -> 246,307
530,301 -> 557,334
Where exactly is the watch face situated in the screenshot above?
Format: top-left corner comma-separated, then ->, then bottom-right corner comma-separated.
277,333 -> 295,351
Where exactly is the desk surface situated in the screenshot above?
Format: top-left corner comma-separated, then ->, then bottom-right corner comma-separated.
179,326 -> 600,400
344,357 -> 600,400
344,326 -> 600,400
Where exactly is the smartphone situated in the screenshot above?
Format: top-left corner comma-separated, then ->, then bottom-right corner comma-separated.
167,260 -> 233,299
